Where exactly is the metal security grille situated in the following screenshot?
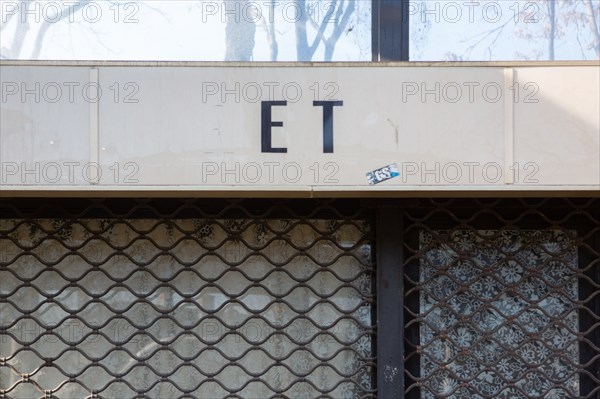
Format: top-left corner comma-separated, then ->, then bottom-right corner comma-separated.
0,199 -> 375,399
403,199 -> 600,399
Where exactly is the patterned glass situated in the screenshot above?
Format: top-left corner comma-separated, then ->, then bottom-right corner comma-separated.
418,230 -> 579,398
0,218 -> 374,398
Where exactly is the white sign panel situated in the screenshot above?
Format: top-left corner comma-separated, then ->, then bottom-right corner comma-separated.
1,63 -> 599,195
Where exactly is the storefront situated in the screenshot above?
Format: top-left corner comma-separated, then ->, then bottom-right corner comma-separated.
1,62 -> 599,398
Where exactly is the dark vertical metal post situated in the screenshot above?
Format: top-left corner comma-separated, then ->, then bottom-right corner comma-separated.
371,0 -> 380,61
373,0 -> 409,61
577,203 -> 600,396
376,207 -> 404,398
592,206 -> 600,392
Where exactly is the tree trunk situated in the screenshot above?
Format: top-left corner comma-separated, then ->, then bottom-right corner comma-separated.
324,0 -> 355,61
294,0 -> 355,61
324,40 -> 335,61
268,0 -> 278,61
548,0 -> 556,60
294,0 -> 312,61
224,0 -> 256,61
585,0 -> 600,58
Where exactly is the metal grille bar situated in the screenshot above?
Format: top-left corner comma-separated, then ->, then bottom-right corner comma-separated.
403,198 -> 600,399
0,199 -> 376,399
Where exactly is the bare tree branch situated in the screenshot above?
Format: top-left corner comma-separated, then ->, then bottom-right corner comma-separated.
547,0 -> 556,60
257,1 -> 278,61
462,17 -> 513,60
0,6 -> 19,33
585,0 -> 600,57
8,10 -> 30,59
323,0 -> 355,60
576,33 -> 587,59
294,0 -> 327,60
307,1 -> 333,57
29,1 -> 87,59
295,0 -> 355,61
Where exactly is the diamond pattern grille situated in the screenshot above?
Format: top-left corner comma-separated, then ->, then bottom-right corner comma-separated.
403,198 -> 600,399
0,199 -> 375,399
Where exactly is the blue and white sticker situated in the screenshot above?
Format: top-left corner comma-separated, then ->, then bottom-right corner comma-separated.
366,163 -> 400,185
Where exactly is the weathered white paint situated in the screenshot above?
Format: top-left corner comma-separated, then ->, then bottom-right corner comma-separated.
1,62 -> 598,196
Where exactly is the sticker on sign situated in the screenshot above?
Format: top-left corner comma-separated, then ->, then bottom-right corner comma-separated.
366,163 -> 400,185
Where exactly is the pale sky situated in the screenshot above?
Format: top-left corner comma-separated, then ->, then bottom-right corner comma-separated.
1,0 -> 598,61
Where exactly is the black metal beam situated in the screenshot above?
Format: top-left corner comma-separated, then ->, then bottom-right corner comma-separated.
376,207 -> 404,397
372,0 -> 409,61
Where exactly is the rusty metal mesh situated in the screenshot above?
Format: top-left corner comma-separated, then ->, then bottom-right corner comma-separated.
0,199 -> 375,399
403,198 -> 600,399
